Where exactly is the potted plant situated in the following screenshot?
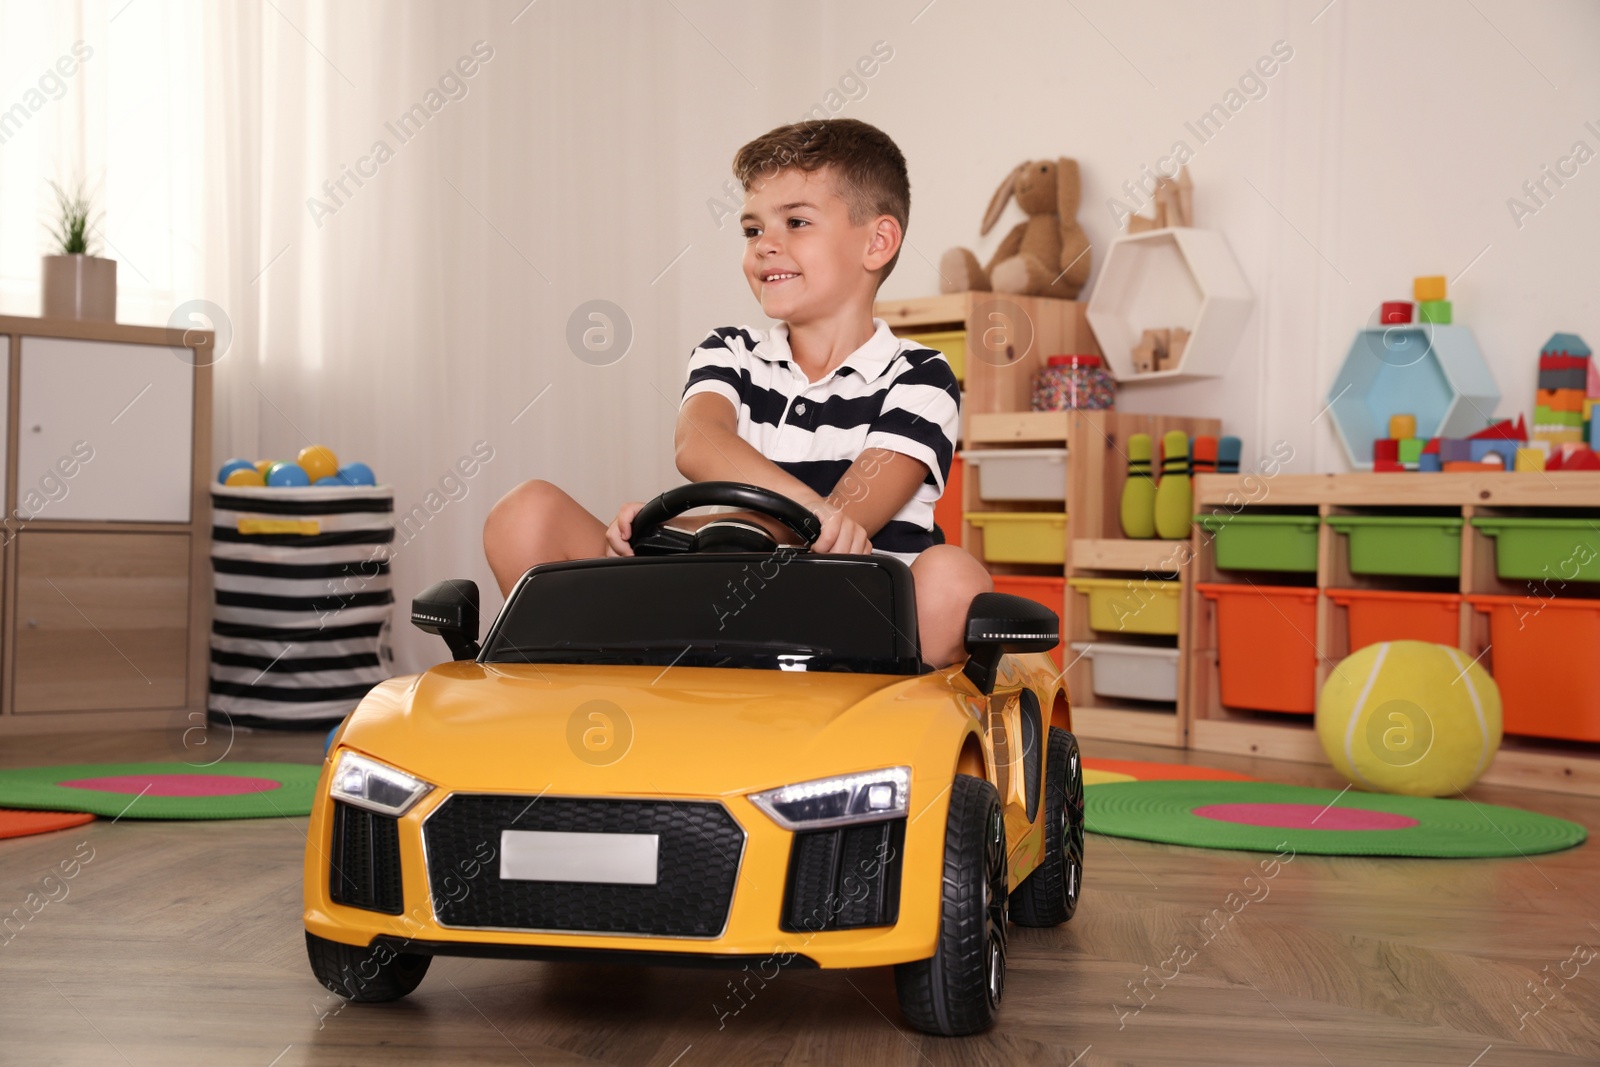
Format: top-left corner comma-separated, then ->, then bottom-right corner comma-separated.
41,179 -> 116,322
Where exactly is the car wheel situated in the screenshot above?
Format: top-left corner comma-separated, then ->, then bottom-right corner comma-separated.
893,774 -> 1007,1036
305,930 -> 431,1002
1010,728 -> 1085,927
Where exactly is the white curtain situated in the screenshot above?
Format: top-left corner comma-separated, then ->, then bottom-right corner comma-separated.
199,0 -> 823,671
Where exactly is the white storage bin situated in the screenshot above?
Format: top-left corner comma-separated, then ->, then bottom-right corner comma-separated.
960,447 -> 1067,502
1070,641 -> 1180,703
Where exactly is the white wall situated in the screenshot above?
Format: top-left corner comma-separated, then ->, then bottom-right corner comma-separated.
7,0 -> 1596,673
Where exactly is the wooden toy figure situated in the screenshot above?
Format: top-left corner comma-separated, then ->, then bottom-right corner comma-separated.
1119,433 -> 1157,539
1153,430 -> 1192,540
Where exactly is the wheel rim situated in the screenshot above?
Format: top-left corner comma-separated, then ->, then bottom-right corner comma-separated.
985,803 -> 1007,1008
1063,743 -> 1085,911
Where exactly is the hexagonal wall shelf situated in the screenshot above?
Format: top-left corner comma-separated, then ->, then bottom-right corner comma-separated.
1326,324 -> 1501,469
1085,228 -> 1255,381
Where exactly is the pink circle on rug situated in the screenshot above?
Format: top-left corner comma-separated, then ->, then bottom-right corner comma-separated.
58,774 -> 282,798
1192,802 -> 1419,831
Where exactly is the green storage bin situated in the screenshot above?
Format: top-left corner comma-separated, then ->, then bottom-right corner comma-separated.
1470,517 -> 1600,582
1323,515 -> 1462,577
1194,513 -> 1320,572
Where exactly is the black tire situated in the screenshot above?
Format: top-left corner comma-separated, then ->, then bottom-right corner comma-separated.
894,774 -> 1008,1036
305,930 -> 431,1002
1011,728 -> 1085,928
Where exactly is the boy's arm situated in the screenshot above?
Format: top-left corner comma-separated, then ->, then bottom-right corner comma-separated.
674,393 -> 821,505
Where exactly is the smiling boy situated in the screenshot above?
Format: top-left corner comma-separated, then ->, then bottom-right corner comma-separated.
484,118 -> 991,668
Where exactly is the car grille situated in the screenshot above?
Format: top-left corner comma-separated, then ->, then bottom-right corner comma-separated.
329,801 -> 404,914
423,794 -> 745,937
781,818 -> 905,932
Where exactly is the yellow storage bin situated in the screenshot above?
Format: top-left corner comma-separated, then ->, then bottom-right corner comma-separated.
1068,576 -> 1182,635
903,329 -> 966,381
965,512 -> 1067,564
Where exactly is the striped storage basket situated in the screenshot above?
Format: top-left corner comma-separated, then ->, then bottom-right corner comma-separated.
209,485 -> 395,725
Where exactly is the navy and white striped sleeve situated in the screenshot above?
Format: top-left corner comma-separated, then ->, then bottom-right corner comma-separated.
864,350 -> 961,492
680,327 -> 752,410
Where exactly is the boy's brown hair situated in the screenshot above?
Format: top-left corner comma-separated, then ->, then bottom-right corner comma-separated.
733,118 -> 910,285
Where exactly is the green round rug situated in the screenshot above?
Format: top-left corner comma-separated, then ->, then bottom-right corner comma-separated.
1085,780 -> 1587,857
0,762 -> 321,820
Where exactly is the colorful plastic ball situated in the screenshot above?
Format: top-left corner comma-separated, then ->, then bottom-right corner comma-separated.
313,476 -> 345,486
224,468 -> 266,487
337,462 -> 376,487
254,459 -> 276,477
297,445 -> 340,483
217,458 -> 255,484
265,461 -> 311,488
1316,640 -> 1502,797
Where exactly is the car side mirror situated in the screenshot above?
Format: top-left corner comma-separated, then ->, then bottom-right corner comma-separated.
411,579 -> 480,661
961,592 -> 1059,694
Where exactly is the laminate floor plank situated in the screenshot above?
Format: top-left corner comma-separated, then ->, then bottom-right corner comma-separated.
1,730 -> 1595,1066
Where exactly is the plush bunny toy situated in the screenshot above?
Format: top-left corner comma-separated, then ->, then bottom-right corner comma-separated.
939,158 -> 1091,300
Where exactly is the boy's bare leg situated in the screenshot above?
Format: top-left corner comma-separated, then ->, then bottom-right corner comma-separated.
483,480 -> 608,596
910,545 -> 994,669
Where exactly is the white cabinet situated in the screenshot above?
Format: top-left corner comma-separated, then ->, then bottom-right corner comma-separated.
19,336 -> 194,522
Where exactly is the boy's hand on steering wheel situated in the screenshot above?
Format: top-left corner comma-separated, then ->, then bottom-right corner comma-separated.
808,501 -> 872,555
605,502 -> 645,557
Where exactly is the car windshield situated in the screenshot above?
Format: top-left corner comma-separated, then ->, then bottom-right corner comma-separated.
480,555 -> 921,674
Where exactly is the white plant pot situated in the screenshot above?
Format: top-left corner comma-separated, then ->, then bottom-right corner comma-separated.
41,254 -> 117,322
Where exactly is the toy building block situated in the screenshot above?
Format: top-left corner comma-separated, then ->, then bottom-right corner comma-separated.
1515,447 -> 1547,472
1539,368 -> 1588,391
1443,460 -> 1499,472
1562,446 -> 1600,470
1469,415 -> 1527,441
1413,275 -> 1447,302
1419,300 -> 1452,324
1389,413 -> 1417,439
1541,333 -> 1591,361
1418,451 -> 1442,472
1398,438 -> 1424,466
1381,301 -> 1413,324
1470,439 -> 1518,467
1374,438 -> 1400,464
1422,437 -> 1441,454
1537,388 -> 1583,413
1440,438 -> 1474,463
1589,355 -> 1600,397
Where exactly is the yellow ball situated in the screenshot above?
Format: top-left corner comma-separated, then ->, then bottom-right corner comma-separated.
254,459 -> 276,477
225,467 -> 265,487
297,445 -> 339,483
1316,640 -> 1502,797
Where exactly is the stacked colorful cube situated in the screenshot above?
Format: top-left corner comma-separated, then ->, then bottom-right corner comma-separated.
1533,333 -> 1590,445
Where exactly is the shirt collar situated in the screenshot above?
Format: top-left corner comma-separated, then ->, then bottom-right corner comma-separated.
752,319 -> 902,382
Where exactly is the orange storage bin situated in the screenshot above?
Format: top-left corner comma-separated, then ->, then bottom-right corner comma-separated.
992,575 -> 1064,667
934,454 -> 963,548
1197,583 -> 1319,713
1326,588 -> 1461,652
1466,595 -> 1600,742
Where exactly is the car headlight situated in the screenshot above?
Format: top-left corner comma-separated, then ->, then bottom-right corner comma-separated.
330,751 -> 433,817
749,766 -> 910,830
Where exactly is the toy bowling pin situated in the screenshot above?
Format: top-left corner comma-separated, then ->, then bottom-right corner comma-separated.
1120,433 -> 1157,539
1216,436 -> 1241,473
1192,435 -> 1218,475
1153,430 -> 1192,539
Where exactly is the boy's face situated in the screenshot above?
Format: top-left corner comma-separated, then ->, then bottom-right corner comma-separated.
739,166 -> 895,326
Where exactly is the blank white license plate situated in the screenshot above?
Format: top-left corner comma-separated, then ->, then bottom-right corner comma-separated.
499,830 -> 660,885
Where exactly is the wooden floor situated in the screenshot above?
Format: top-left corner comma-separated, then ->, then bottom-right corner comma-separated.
2,727 -> 1598,1067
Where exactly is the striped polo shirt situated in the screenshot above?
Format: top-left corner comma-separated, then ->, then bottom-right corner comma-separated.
680,318 -> 960,561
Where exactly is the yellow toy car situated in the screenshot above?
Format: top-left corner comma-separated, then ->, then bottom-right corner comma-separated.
303,482 -> 1084,1036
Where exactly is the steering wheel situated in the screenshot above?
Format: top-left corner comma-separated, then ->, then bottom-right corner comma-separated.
629,482 -> 823,555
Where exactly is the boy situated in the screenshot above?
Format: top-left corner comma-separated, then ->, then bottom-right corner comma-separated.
483,118 -> 991,668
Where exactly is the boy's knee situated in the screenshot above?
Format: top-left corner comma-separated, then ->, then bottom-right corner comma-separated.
487,480 -> 561,529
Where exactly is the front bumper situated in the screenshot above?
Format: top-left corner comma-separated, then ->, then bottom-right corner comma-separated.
304,761 -> 948,969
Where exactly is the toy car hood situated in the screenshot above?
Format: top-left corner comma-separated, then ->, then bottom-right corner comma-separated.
334,661 -> 980,798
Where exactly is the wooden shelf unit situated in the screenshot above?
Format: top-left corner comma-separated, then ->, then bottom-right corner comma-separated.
1187,472 -> 1600,795
875,292 -> 1218,748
